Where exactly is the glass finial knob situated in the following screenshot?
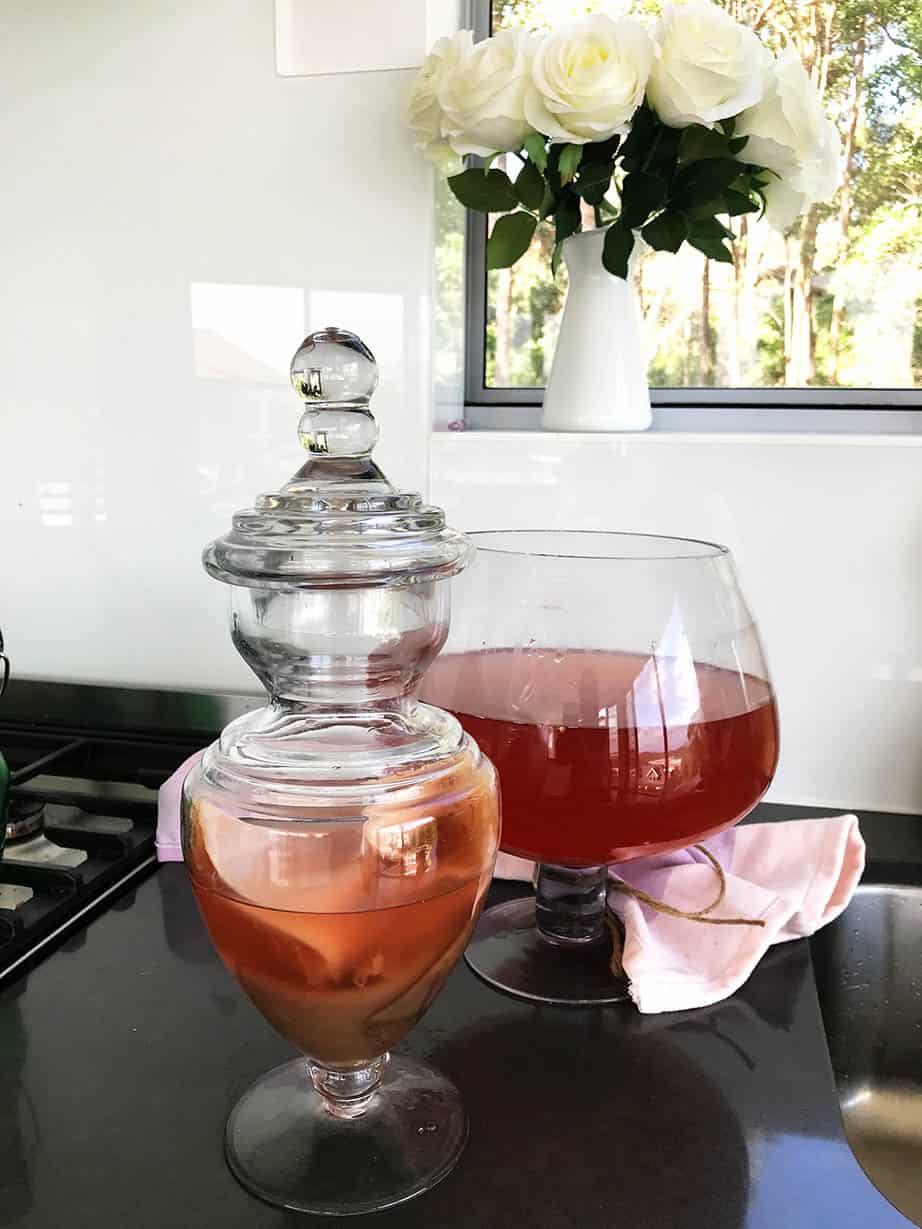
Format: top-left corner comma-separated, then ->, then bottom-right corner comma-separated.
290,327 -> 380,457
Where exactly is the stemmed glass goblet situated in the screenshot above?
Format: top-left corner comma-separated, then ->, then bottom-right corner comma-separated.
423,531 -> 779,1006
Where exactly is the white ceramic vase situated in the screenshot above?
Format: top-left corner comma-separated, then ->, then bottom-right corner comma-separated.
541,228 -> 652,433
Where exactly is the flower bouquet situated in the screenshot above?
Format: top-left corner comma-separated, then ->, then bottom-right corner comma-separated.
408,2 -> 839,278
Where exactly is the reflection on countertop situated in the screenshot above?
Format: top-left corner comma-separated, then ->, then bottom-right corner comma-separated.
0,803 -> 917,1229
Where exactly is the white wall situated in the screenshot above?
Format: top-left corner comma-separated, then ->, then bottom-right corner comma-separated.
1,0 -> 434,693
2,1 -> 921,812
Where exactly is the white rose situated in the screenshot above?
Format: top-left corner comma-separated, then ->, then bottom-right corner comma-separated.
438,28 -> 536,159
524,15 -> 653,145
406,32 -> 468,175
648,1 -> 768,128
736,49 -> 841,230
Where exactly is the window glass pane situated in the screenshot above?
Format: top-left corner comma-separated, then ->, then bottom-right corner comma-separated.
486,0 -> 922,390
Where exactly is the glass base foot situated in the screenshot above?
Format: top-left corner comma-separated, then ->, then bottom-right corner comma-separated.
464,897 -> 630,1006
225,1054 -> 467,1216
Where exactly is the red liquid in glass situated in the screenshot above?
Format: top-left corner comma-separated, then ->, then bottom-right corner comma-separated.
423,649 -> 779,866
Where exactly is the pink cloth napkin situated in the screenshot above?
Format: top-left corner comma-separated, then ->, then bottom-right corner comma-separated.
155,751 -> 202,863
496,816 -> 865,1013
157,753 -> 864,1014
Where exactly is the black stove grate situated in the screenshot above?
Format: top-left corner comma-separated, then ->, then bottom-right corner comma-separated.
0,724 -> 206,983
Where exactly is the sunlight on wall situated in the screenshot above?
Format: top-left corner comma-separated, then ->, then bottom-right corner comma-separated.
190,283 -> 306,383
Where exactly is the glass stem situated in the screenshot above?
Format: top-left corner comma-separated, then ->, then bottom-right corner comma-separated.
535,863 -> 608,948
308,1054 -> 388,1120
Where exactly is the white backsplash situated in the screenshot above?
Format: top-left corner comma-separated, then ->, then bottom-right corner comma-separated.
3,0 -> 921,812
1,0 -> 434,695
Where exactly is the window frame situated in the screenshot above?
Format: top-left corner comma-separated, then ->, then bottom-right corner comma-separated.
462,0 -> 922,420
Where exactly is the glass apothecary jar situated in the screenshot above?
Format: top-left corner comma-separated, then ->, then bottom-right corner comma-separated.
182,328 -> 500,1216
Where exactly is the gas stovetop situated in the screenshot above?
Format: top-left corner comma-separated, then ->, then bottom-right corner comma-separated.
0,724 -> 203,983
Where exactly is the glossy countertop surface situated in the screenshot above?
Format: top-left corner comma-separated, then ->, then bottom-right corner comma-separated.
1,806 -> 918,1229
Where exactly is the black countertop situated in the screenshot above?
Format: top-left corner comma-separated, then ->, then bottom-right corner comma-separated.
1,804 -> 918,1229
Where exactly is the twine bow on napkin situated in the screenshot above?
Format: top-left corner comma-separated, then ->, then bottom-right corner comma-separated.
606,842 -> 765,978
496,816 -> 865,1013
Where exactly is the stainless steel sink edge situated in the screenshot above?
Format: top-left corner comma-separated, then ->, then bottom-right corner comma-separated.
811,863 -> 922,1228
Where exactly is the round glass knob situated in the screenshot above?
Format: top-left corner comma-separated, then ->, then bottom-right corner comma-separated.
290,327 -> 380,457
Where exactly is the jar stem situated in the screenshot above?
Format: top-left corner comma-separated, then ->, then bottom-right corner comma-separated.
308,1054 -> 388,1120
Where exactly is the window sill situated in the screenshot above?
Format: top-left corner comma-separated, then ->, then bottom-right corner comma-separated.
453,404 -> 922,439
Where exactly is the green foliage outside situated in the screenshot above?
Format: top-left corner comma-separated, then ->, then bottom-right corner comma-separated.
469,0 -> 922,390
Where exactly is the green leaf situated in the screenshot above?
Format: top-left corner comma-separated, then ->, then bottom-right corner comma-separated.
487,211 -> 538,269
602,221 -> 634,279
685,197 -> 726,221
577,160 -> 615,189
619,104 -> 658,171
577,177 -> 611,206
555,194 -> 581,245
720,117 -> 737,138
623,113 -> 680,182
550,241 -> 564,277
575,159 -> 614,204
688,233 -> 734,263
723,187 -> 759,216
558,143 -> 583,184
689,216 -> 734,242
544,148 -> 563,196
539,184 -> 556,219
523,133 -> 548,172
447,168 -> 518,213
679,124 -> 731,162
653,125 -> 682,177
582,134 -> 621,164
620,171 -> 667,229
728,135 -> 749,156
641,211 -> 688,253
670,158 -> 742,210
515,159 -> 545,211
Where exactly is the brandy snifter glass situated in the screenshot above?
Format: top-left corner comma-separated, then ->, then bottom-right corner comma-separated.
423,530 -> 778,1007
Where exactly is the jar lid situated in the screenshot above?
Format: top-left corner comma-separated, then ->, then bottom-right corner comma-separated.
203,327 -> 471,589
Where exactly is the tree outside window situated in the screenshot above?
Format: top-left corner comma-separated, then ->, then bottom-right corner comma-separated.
472,0 -> 922,394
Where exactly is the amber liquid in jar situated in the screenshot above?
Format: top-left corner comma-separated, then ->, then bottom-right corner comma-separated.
185,752 -> 498,1066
